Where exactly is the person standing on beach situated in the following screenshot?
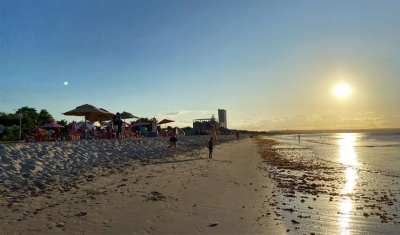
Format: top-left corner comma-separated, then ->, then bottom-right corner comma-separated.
167,134 -> 178,150
298,134 -> 300,144
112,115 -> 119,138
208,137 -> 213,158
236,131 -> 239,141
117,115 -> 123,139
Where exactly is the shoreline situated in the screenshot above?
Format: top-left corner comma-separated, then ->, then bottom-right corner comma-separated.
0,136 -> 286,234
257,135 -> 400,234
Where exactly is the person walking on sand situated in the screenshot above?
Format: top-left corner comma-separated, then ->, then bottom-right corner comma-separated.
117,115 -> 123,139
298,134 -> 300,144
112,114 -> 119,138
167,134 -> 178,151
236,131 -> 239,141
208,137 -> 214,158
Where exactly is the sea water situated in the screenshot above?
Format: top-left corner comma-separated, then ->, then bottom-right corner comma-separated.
264,132 -> 400,234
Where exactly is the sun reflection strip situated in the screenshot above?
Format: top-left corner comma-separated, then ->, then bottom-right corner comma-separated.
337,133 -> 359,235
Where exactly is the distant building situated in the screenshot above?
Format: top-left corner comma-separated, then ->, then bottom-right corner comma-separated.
193,114 -> 220,132
218,109 -> 227,128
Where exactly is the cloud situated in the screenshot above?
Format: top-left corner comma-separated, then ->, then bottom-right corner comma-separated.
231,112 -> 400,131
154,110 -> 212,118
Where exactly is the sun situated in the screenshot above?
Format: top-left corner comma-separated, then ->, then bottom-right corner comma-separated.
334,84 -> 351,98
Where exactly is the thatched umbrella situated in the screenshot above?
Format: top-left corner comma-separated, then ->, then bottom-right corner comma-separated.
86,108 -> 115,122
63,104 -> 107,139
119,111 -> 138,122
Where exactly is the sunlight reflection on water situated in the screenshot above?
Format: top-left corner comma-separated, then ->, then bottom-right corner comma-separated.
338,133 -> 359,235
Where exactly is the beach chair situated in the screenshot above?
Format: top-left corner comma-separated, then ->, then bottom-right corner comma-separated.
35,134 -> 43,142
24,135 -> 34,143
124,130 -> 131,138
133,131 -> 139,138
56,133 -> 63,141
48,133 -> 57,141
106,127 -> 116,139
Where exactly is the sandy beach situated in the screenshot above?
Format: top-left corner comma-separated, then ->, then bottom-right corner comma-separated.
0,136 -> 286,234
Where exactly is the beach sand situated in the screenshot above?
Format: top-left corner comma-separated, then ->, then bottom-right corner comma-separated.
0,137 -> 286,234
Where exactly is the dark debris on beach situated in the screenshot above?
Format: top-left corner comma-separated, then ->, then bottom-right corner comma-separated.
255,136 -> 400,233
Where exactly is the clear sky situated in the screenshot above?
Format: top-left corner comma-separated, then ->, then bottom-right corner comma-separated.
1,0 -> 399,130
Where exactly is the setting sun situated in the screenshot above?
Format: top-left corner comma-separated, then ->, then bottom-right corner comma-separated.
334,84 -> 351,98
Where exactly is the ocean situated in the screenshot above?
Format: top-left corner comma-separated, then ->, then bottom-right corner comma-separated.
263,132 -> 400,234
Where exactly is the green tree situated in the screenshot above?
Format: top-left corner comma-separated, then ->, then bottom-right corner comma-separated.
0,112 -> 19,126
56,119 -> 71,136
4,126 -> 20,140
15,107 -> 39,135
37,109 -> 55,126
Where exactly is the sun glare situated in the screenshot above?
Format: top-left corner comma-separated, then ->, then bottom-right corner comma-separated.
334,84 -> 350,98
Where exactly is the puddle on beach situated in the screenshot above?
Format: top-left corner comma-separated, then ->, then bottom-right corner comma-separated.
258,135 -> 400,234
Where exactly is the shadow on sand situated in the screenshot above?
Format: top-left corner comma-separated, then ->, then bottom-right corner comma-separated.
151,158 -> 207,165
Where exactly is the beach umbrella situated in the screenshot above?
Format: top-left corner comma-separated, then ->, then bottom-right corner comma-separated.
63,104 -> 107,139
40,123 -> 64,129
76,122 -> 95,130
86,108 -> 115,122
157,119 -> 174,129
120,111 -> 138,121
157,119 -> 174,125
204,123 -> 214,129
31,128 -> 46,133
152,117 -> 158,133
132,121 -> 150,127
92,121 -> 101,127
71,121 -> 77,135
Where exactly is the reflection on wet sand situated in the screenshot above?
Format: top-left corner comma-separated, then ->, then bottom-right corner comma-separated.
338,133 -> 359,235
258,134 -> 400,234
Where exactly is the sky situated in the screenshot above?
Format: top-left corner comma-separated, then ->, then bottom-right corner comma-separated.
1,0 -> 399,130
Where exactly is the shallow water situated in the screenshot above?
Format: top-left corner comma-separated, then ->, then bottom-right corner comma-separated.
263,133 -> 400,234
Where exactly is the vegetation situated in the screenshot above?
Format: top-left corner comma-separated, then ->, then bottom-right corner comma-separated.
0,106 -> 54,140
0,110 -> 192,141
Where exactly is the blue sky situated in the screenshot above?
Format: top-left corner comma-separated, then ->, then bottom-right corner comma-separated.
1,0 -> 399,130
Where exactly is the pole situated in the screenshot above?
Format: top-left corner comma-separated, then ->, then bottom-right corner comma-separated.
19,112 -> 22,141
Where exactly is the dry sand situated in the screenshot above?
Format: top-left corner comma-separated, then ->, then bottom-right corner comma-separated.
0,137 -> 286,234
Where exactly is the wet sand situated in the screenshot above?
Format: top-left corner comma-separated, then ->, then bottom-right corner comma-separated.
0,137 -> 286,234
256,137 -> 400,234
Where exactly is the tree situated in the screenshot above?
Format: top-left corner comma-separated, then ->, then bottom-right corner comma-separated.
37,109 -> 55,126
56,119 -> 71,136
0,112 -> 19,126
15,107 -> 39,136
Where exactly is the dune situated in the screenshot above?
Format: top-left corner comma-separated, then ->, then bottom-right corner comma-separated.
0,136 -> 285,234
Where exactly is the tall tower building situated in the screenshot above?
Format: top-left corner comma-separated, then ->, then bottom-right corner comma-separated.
218,109 -> 227,128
